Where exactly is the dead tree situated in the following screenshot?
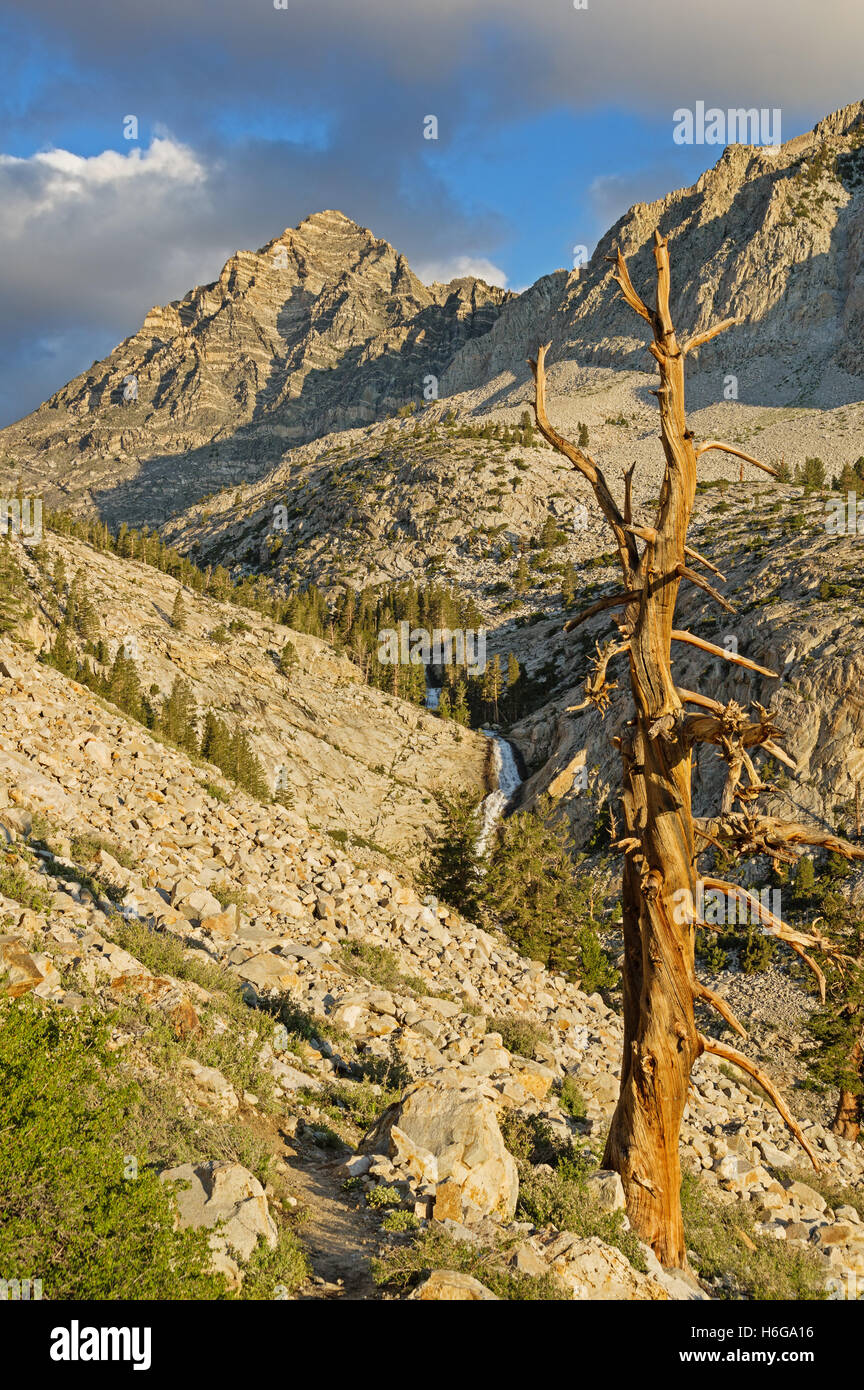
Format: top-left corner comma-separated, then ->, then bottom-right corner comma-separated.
528,231 -> 864,1267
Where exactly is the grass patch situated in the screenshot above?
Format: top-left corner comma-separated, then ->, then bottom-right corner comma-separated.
490,1012 -> 551,1058
558,1075 -> 587,1120
681,1171 -> 827,1300
0,856 -> 51,913
339,940 -> 426,996
372,1227 -> 565,1300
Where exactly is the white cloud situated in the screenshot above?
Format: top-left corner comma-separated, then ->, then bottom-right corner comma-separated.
415,255 -> 509,288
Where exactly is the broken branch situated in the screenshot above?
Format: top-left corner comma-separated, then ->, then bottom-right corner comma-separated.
698,1034 -> 820,1169
695,441 -> 780,479
671,630 -> 779,678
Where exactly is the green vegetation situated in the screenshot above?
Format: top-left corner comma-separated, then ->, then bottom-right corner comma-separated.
421,792 -> 617,994
491,1012 -> 551,1058
339,939 -> 427,996
372,1226 -> 564,1300
0,999 -> 226,1300
681,1172 -> 826,1300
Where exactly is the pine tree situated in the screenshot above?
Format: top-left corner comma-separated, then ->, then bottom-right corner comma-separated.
278,641 -> 299,682
561,562 -> 577,607
540,513 -> 559,549
577,422 -> 590,449
437,688 -> 452,719
171,587 -> 187,631
104,649 -> 144,721
482,799 -> 617,989
420,788 -> 484,918
802,456 -> 826,493
52,553 -> 67,595
201,710 -> 232,770
70,569 -> 99,640
46,623 -> 77,678
159,678 -> 199,753
515,556 -> 529,595
452,681 -> 470,726
506,652 -> 521,718
483,654 -> 503,722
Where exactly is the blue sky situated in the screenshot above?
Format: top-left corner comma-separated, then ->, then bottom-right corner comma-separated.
0,0 -> 861,425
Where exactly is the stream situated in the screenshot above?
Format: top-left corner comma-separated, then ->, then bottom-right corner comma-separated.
424,679 -> 523,854
476,731 -> 523,855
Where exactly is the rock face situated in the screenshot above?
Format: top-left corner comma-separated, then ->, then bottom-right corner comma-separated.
410,1270 -> 499,1301
0,210 -> 509,525
9,103 -> 864,527
446,101 -> 864,405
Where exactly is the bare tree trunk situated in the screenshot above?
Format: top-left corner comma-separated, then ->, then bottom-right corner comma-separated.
528,231 -> 864,1268
832,1040 -> 863,1142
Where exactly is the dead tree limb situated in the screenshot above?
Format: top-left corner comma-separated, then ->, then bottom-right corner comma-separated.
694,441 -> 780,478
698,1034 -> 821,1169
563,589 -> 640,634
671,629 -> 779,678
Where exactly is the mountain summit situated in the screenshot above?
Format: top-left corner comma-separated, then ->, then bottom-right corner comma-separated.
0,210 -> 509,521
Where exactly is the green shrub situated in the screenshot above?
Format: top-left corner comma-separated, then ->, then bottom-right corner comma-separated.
0,999 -> 226,1299
490,1012 -> 551,1058
339,940 -> 426,995
381,1209 -> 419,1233
367,1183 -> 404,1209
681,1171 -> 826,1299
0,858 -> 50,913
372,1227 -> 564,1300
516,1154 -> 647,1272
558,1075 -> 587,1120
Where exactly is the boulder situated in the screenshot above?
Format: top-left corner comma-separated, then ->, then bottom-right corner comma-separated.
540,1234 -> 669,1300
160,1160 -> 278,1286
409,1270 -> 499,1301
363,1076 -> 518,1220
179,1057 -> 239,1117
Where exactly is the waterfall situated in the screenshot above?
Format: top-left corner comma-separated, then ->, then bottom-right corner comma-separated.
476,731 -> 523,856
424,685 -> 441,710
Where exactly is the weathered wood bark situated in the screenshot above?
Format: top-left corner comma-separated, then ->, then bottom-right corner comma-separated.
831,1039 -> 862,1142
528,231 -> 861,1268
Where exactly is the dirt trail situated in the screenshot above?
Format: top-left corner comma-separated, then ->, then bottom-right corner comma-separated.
282,1136 -> 381,1300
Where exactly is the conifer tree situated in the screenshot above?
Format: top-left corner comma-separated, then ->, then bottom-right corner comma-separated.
159,678 -> 199,753
171,587 -> 187,631
561,562 -> 577,607
420,788 -> 484,918
47,623 -> 77,678
515,556 -> 529,595
483,799 -> 616,990
278,641 -> 299,683
483,653 -> 503,722
452,681 -> 470,726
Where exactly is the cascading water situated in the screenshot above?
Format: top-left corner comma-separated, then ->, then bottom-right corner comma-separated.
476,731 -> 523,856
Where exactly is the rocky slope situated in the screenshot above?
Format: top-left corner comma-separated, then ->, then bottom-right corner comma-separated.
5,531 -> 487,860
2,611 -> 863,1300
